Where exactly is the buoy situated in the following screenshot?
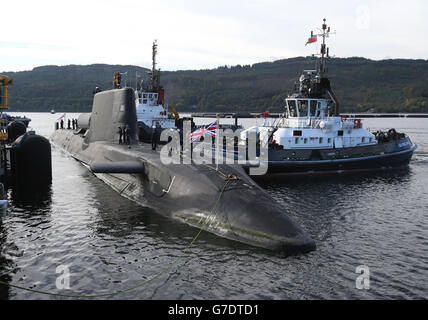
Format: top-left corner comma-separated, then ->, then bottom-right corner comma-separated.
0,183 -> 6,216
0,200 -> 7,216
11,132 -> 52,186
7,121 -> 26,142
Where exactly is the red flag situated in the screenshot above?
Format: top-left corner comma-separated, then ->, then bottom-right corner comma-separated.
255,111 -> 270,118
305,36 -> 317,45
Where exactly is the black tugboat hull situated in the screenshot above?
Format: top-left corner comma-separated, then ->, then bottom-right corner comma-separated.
253,144 -> 417,176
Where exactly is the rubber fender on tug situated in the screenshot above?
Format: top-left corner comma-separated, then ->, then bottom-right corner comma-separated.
10,132 -> 52,186
6,121 -> 27,142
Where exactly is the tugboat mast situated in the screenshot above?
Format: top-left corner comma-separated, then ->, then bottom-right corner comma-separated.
311,18 -> 333,77
149,40 -> 161,92
301,18 -> 340,115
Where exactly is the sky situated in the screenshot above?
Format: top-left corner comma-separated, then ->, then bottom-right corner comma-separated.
1,0 -> 428,72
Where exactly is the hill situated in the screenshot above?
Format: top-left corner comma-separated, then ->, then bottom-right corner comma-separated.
3,57 -> 428,113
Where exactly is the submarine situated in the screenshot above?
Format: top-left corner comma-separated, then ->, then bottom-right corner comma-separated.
50,87 -> 316,254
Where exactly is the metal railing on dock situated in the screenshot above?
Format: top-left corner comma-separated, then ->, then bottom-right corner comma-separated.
190,112 -> 428,119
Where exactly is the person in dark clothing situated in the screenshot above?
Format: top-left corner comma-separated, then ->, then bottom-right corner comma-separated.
118,127 -> 123,144
124,125 -> 130,145
113,73 -> 122,89
67,119 -> 71,129
151,124 -> 157,150
113,73 -> 118,89
117,74 -> 122,89
60,119 -> 64,129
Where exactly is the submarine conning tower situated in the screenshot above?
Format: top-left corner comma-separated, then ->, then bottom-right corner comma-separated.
83,88 -> 137,144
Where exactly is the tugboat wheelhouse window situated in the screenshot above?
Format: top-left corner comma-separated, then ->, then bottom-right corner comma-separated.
287,100 -> 297,117
310,100 -> 317,117
327,101 -> 334,116
297,100 -> 308,117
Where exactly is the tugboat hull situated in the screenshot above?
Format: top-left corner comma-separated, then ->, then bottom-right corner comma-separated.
264,144 -> 416,175
242,137 -> 417,176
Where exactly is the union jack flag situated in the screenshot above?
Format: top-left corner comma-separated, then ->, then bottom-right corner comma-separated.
189,120 -> 218,143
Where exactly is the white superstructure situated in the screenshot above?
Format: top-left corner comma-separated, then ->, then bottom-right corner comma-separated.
135,90 -> 176,130
270,97 -> 376,149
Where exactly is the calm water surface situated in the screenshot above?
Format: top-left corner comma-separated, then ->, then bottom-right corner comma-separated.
0,113 -> 427,299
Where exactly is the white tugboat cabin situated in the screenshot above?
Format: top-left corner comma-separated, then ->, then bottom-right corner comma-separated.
272,94 -> 376,150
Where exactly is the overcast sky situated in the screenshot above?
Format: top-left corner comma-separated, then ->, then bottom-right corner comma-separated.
1,0 -> 427,72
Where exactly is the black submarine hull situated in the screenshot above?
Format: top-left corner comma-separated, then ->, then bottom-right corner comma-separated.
50,88 -> 315,254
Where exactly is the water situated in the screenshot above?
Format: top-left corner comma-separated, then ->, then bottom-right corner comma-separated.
0,113 -> 427,299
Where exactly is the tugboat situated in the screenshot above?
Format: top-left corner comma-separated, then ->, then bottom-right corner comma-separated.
134,40 -> 180,143
240,19 -> 417,175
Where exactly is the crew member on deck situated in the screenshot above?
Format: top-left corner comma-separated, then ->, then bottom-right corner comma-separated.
118,126 -> 123,144
113,73 -> 122,89
117,73 -> 122,88
113,73 -> 119,89
124,125 -> 130,146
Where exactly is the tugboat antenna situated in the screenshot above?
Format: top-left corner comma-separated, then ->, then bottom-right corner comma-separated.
308,18 -> 335,78
149,40 -> 160,91
152,39 -> 157,75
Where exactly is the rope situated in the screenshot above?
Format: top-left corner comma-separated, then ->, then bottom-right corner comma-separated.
0,178 -> 232,298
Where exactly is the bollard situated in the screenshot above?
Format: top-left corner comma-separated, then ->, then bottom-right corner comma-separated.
0,200 -> 7,216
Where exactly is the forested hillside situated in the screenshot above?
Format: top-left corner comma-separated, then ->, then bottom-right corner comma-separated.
3,57 -> 428,113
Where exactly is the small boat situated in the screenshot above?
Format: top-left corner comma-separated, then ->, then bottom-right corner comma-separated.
238,19 -> 417,176
0,112 -> 31,128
